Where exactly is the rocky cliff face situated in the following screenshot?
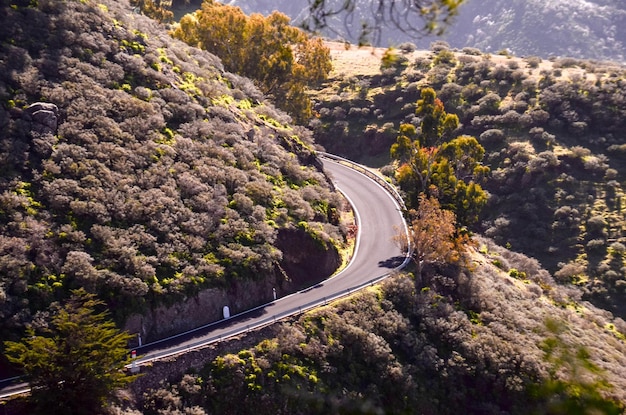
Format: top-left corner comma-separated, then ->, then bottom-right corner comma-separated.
275,227 -> 342,289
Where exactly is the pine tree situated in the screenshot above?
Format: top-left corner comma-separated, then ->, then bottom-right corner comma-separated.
4,289 -> 137,415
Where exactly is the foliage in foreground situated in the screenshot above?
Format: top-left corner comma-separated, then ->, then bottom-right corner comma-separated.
530,318 -> 623,415
4,289 -> 137,415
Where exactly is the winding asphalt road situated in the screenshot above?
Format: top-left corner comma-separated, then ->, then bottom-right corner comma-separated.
0,155 -> 409,399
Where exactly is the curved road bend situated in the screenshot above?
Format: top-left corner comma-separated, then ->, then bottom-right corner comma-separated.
0,156 -> 408,398
134,157 -> 408,361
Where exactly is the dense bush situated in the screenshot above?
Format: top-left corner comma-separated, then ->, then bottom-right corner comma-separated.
171,1 -> 332,124
133,242 -> 626,414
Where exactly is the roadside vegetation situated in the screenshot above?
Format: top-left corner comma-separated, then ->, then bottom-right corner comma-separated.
0,0 -> 345,344
132,243 -> 626,414
171,0 -> 333,123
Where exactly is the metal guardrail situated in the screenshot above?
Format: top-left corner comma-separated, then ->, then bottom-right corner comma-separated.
132,259 -> 411,365
130,154 -> 412,365
318,152 -> 407,211
319,153 -> 413,259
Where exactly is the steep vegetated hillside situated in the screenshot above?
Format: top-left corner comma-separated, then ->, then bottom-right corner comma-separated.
2,1 -> 626,413
0,0 -> 346,343
312,42 -> 626,318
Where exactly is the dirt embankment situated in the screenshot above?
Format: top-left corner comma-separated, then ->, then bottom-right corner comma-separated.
324,41 -> 602,82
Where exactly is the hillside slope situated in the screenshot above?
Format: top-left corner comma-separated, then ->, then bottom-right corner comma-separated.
0,0 -> 345,343
119,239 -> 626,414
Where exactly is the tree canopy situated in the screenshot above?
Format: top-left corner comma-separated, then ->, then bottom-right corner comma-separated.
4,289 -> 137,415
392,88 -> 489,226
395,194 -> 467,276
172,1 -> 332,123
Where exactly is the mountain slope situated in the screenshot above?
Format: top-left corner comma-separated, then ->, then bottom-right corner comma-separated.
215,0 -> 626,61
126,239 -> 626,414
446,0 -> 626,61
0,0 -> 345,341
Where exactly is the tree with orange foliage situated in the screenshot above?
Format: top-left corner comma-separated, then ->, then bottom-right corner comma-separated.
172,2 -> 332,123
395,195 -> 467,277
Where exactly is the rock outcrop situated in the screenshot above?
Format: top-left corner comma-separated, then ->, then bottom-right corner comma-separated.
25,102 -> 59,135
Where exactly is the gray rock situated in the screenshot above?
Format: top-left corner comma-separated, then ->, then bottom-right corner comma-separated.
25,102 -> 59,116
25,102 -> 59,135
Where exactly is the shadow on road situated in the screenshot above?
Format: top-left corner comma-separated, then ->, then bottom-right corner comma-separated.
135,304 -> 272,354
378,256 -> 406,269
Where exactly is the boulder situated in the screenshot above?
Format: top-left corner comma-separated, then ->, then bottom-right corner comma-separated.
25,102 -> 59,135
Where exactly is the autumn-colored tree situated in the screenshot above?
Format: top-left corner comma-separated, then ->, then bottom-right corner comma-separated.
4,289 -> 137,415
392,88 -> 488,226
130,0 -> 174,22
395,195 -> 467,277
172,1 -> 332,123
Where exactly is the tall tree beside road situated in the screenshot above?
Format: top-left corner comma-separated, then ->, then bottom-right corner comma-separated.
4,289 -> 137,415
395,195 -> 467,276
392,88 -> 488,226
